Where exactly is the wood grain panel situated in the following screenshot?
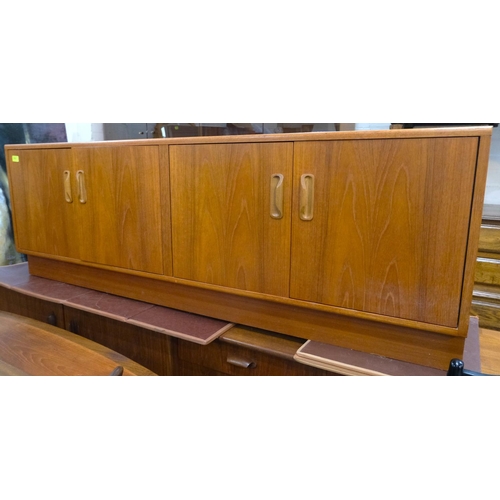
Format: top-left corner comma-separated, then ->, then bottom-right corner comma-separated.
74,146 -> 163,274
6,148 -> 80,259
221,325 -> 307,360
176,338 -> 333,376
0,311 -> 153,376
159,145 -> 173,276
290,137 -> 478,327
170,142 -> 293,295
174,360 -> 227,376
475,257 -> 500,285
459,135 -> 492,333
471,299 -> 500,331
478,225 -> 500,254
3,288 -> 65,328
0,287 -> 8,311
64,306 -> 174,376
480,328 -> 500,374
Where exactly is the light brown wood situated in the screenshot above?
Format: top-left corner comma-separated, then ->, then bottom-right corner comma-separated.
475,257 -> 500,285
6,127 -> 492,369
478,224 -> 500,254
220,325 -> 306,361
6,148 -> 80,259
480,327 -> 500,374
473,283 -> 500,302
472,297 -> 500,331
459,134 -> 493,332
290,137 -> 478,328
170,142 -> 293,295
27,254 -> 466,336
7,145 -> 165,275
73,145 -> 163,274
472,223 -> 500,332
159,145 -> 173,276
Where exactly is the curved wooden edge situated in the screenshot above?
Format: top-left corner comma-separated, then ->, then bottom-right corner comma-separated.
0,311 -> 156,376
0,359 -> 30,376
293,350 -> 388,376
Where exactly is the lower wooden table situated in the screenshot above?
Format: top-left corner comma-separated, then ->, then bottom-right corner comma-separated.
0,311 -> 156,376
0,263 -> 487,375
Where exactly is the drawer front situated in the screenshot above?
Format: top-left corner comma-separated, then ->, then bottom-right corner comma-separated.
64,306 -> 175,376
175,360 -> 227,376
2,289 -> 65,328
177,339 -> 333,376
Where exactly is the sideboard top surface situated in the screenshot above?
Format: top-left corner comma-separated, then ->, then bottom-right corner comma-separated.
4,126 -> 493,150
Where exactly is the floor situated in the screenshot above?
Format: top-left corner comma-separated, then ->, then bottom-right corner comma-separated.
480,328 -> 500,374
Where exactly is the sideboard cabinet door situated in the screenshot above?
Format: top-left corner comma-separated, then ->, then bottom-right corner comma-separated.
170,142 -> 293,295
290,137 -> 479,328
7,148 -> 81,260
73,145 -> 164,274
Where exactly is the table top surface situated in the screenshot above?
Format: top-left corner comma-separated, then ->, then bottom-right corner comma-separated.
0,310 -> 156,376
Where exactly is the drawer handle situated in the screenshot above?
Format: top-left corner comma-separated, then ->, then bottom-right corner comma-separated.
69,319 -> 79,334
270,173 -> 284,219
110,366 -> 124,376
226,356 -> 256,369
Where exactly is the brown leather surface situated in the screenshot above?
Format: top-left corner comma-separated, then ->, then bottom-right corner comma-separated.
0,263 -> 233,345
66,289 -> 155,321
127,306 -> 234,344
11,275 -> 90,303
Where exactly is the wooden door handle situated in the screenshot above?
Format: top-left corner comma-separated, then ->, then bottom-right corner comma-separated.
299,174 -> 314,221
270,173 -> 284,219
63,170 -> 73,203
76,170 -> 87,204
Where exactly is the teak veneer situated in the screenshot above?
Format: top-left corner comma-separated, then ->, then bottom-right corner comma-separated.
5,127 -> 493,370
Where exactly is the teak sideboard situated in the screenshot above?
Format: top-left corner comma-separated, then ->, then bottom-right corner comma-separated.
5,127 -> 492,370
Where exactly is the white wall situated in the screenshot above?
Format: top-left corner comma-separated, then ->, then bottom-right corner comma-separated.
355,123 -> 391,130
65,123 -> 104,143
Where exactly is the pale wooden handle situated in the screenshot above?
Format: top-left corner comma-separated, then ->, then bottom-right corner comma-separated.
299,174 -> 314,221
76,170 -> 87,204
63,170 -> 73,203
270,173 -> 284,219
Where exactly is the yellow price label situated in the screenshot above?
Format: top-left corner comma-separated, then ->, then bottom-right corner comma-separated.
12,155 -> 19,162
